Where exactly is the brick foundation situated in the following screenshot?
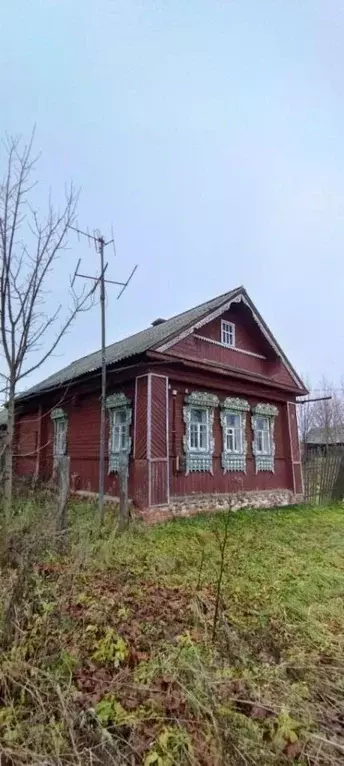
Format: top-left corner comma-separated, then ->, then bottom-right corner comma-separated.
137,489 -> 301,524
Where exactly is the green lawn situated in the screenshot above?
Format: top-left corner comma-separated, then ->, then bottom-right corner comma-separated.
1,503 -> 344,764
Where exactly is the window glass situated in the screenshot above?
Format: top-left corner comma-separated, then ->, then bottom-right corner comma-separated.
111,409 -> 128,452
255,416 -> 271,454
221,321 -> 235,347
190,407 -> 208,450
225,412 -> 242,452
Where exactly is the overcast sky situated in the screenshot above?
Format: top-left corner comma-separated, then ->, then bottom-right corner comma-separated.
2,0 -> 344,395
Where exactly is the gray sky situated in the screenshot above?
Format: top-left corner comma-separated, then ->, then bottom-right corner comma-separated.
2,0 -> 344,393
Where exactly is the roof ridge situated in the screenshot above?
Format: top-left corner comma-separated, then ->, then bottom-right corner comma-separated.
17,287 -> 243,399
31,287 -> 243,376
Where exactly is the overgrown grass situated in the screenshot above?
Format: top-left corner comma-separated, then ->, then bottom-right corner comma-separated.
1,499 -> 344,764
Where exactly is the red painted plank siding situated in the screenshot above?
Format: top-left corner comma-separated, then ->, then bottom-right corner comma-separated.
166,335 -> 298,391
16,383 -> 136,498
150,461 -> 168,505
150,375 -> 168,459
149,375 -> 169,505
169,382 -> 294,497
15,413 -> 38,476
168,335 -> 267,375
134,376 -> 148,460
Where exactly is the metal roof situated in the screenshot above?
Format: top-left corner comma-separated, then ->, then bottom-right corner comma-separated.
306,426 -> 344,445
17,287 -> 242,401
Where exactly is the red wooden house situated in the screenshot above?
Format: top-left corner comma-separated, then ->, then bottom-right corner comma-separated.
14,286 -> 306,519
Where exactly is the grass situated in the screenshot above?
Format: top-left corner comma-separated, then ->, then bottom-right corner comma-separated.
1,499 -> 344,764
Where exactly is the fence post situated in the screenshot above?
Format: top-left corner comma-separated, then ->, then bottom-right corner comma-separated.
56,456 -> 70,546
118,454 -> 129,532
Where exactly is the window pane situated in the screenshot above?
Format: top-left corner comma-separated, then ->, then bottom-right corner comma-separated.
222,321 -> 234,346
226,413 -> 240,428
256,431 -> 263,452
199,424 -> 207,448
190,424 -> 198,448
234,427 -> 241,451
226,430 -> 234,451
112,426 -> 120,451
263,430 -> 270,453
191,408 -> 206,424
120,426 -> 127,449
114,409 -> 127,424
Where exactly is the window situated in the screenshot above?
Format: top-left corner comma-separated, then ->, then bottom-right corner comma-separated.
111,409 -> 129,452
55,418 -> 67,456
254,417 -> 271,454
183,391 -> 219,474
106,392 -> 132,473
190,407 -> 208,451
224,412 -> 242,453
50,408 -> 67,458
220,397 -> 250,473
221,320 -> 235,347
252,403 -> 278,473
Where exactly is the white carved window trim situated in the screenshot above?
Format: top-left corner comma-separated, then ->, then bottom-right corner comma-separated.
220,398 -> 250,473
183,391 -> 219,474
106,393 -> 132,474
251,403 -> 279,473
51,408 -> 67,457
221,319 -> 235,348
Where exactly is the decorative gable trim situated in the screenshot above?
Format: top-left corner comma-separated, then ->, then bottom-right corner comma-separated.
157,294 -> 243,353
155,291 -> 305,391
194,334 -> 266,360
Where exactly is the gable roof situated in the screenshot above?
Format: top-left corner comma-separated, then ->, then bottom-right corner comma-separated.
17,286 -> 305,401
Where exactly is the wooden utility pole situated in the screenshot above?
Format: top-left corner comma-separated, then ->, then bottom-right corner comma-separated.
69,225 -> 137,523
98,236 -> 106,514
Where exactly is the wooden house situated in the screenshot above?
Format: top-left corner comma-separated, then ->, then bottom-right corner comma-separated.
14,287 -> 306,519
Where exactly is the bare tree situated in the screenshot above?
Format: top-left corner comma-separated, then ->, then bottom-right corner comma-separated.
0,132 -> 95,519
311,377 -> 344,443
298,376 -> 344,453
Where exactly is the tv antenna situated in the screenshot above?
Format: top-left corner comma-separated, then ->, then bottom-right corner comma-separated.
69,223 -> 137,522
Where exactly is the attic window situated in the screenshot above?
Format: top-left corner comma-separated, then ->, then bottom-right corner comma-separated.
221,320 -> 235,347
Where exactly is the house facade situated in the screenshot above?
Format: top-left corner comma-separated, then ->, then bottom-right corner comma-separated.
14,287 -> 306,518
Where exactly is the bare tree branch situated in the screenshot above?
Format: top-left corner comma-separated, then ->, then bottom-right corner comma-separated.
0,131 -> 94,516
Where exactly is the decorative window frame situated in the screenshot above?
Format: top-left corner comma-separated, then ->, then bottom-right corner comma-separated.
221,319 -> 235,348
251,403 -> 279,473
50,408 -> 67,458
106,393 -> 132,474
183,391 -> 219,475
220,397 -> 250,473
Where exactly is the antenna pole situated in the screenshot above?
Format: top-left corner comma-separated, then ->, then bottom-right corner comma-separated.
67,223 -> 137,526
99,236 -> 106,520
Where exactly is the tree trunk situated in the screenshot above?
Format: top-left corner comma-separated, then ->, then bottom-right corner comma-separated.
3,383 -> 15,522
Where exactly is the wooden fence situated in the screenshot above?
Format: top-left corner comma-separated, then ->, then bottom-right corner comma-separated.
302,446 -> 344,504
